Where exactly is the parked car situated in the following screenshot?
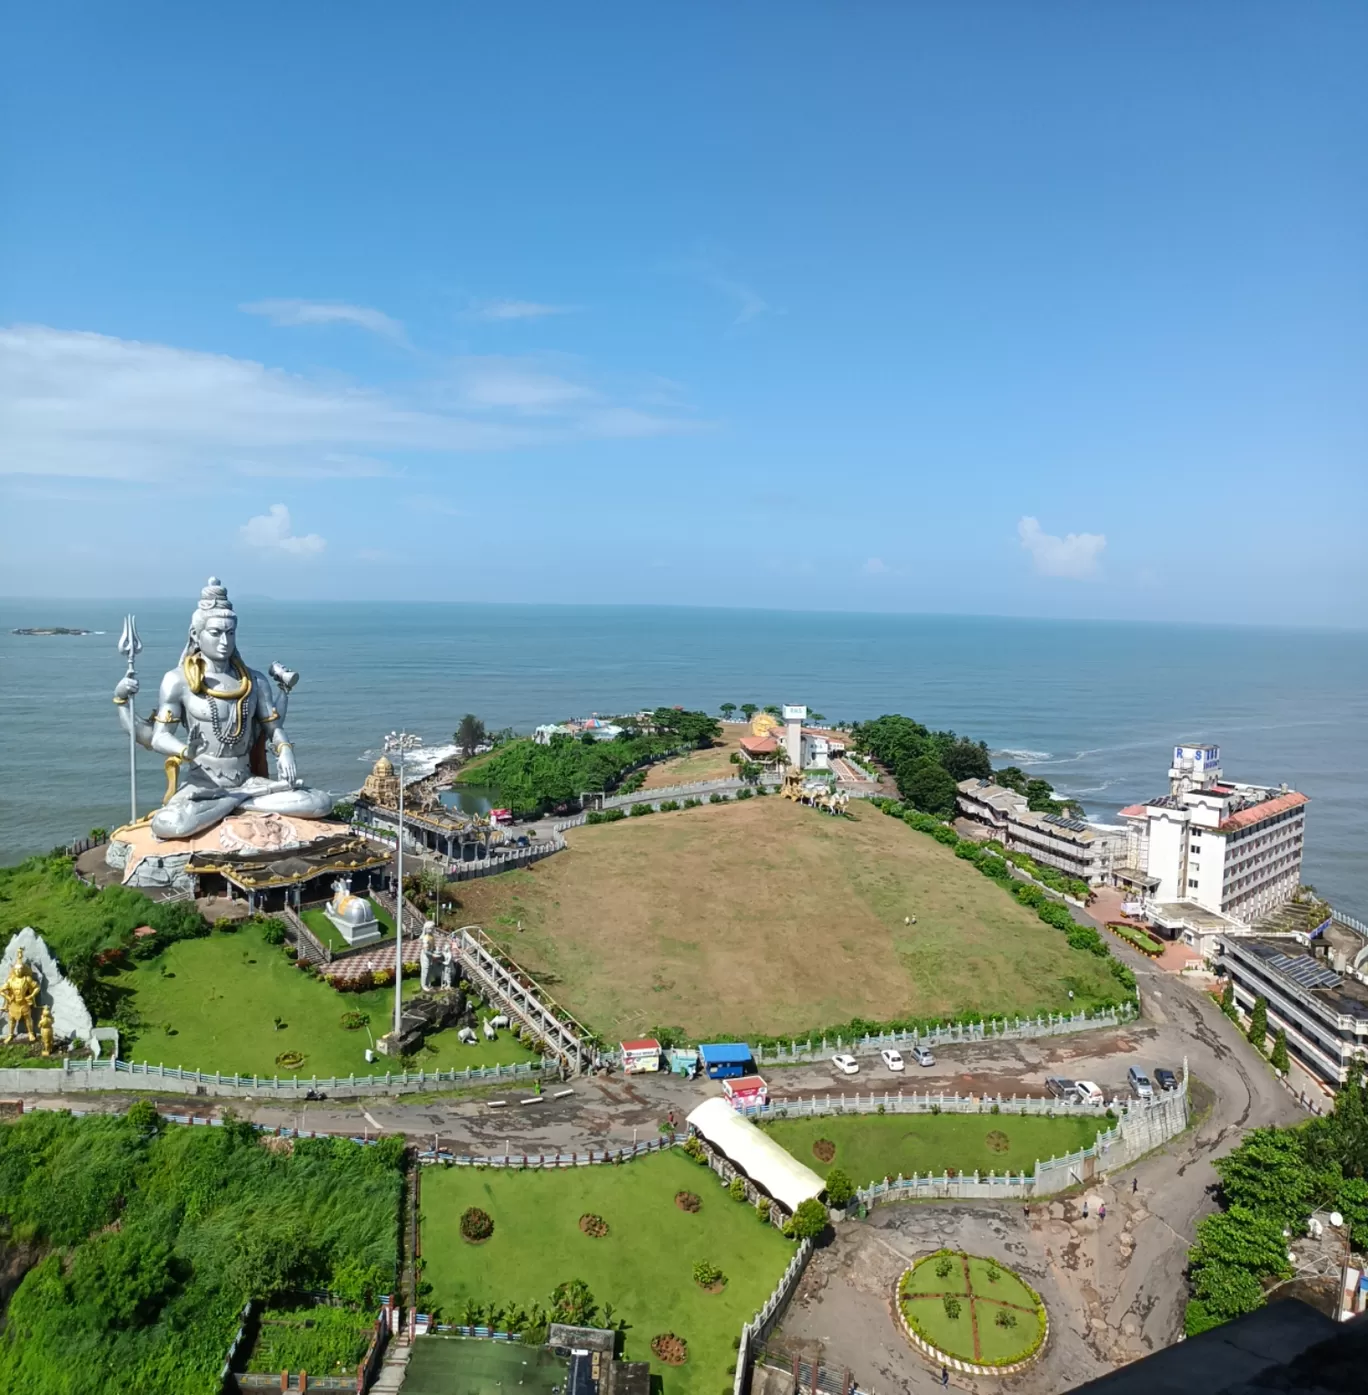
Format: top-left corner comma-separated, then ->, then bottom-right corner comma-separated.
831,1053 -> 860,1076
1046,1077 -> 1077,1100
1128,1065 -> 1154,1099
1154,1067 -> 1178,1092
1074,1080 -> 1104,1106
911,1044 -> 935,1067
881,1048 -> 905,1071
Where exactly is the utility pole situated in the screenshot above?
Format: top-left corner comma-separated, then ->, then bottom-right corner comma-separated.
384,731 -> 423,1037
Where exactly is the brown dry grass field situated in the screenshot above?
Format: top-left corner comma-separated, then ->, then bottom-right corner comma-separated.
638,724 -> 750,789
450,796 -> 1119,1043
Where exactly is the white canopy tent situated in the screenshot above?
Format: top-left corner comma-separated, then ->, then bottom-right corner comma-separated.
686,1096 -> 825,1213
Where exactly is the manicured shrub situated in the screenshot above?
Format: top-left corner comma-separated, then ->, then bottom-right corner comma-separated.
659,800 -> 680,812
258,918 -> 287,944
995,1308 -> 1017,1328
709,793 -> 728,804
789,1197 -> 828,1240
824,1167 -> 855,1208
735,787 -> 754,800
460,1207 -> 494,1241
629,803 -> 655,817
683,798 -> 701,808
340,1010 -> 369,1031
683,1136 -> 708,1165
585,808 -> 626,825
935,1256 -> 954,1279
1271,1028 -> 1290,1073
728,1176 -> 747,1202
692,1260 -> 725,1288
943,1295 -> 961,1320
755,1197 -> 771,1223
1248,995 -> 1269,1053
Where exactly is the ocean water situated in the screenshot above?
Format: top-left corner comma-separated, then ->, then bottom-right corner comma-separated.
1,600 -> 1364,917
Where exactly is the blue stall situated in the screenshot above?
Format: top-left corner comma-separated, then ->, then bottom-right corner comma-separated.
698,1042 -> 755,1080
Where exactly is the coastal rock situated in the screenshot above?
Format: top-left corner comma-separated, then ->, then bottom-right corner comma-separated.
0,927 -> 96,1045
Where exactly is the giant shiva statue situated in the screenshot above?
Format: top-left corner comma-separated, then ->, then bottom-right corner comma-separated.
113,578 -> 335,840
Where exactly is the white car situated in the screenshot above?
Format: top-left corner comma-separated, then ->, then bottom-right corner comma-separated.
1074,1080 -> 1104,1106
880,1048 -> 905,1072
831,1053 -> 860,1076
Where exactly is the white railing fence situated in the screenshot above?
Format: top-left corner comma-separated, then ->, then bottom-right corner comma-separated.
735,1240 -> 815,1395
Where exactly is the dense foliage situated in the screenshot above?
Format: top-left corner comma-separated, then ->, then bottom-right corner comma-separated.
463,708 -> 722,816
1185,1076 -> 1368,1335
0,1111 -> 403,1393
855,715 -> 1077,815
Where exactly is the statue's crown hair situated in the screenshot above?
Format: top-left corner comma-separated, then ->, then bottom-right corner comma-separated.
197,577 -> 234,615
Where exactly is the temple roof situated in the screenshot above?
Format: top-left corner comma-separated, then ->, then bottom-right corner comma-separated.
185,834 -> 389,889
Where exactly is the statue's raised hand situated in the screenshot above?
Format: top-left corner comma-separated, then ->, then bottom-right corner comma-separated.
276,745 -> 298,786
114,674 -> 139,703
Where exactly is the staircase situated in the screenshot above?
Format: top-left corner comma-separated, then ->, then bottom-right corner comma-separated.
369,1337 -> 412,1393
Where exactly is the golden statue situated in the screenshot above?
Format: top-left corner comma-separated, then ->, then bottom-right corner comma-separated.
39,1005 -> 54,1057
1,948 -> 41,1044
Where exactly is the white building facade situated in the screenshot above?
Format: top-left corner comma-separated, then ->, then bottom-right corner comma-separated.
1119,743 -> 1308,927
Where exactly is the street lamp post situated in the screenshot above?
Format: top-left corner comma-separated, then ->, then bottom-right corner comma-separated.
384,730 -> 423,1038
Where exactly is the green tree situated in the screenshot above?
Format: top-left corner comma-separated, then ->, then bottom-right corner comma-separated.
550,1279 -> 598,1327
1215,1128 -> 1319,1229
740,704 -> 758,721
940,738 -> 992,782
720,703 -> 737,720
788,1198 -> 829,1240
1247,995 -> 1269,1053
454,713 -> 487,757
1219,979 -> 1236,1019
824,1167 -> 856,1208
810,712 -> 826,724
995,766 -> 1030,794
763,704 -> 781,717
899,756 -> 959,817
1270,1028 -> 1289,1073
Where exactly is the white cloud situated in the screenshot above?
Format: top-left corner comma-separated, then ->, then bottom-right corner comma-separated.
241,298 -> 408,343
862,557 -> 891,575
470,299 -> 579,322
0,325 -> 697,481
1017,516 -> 1107,579
455,356 -> 592,412
240,504 -> 326,556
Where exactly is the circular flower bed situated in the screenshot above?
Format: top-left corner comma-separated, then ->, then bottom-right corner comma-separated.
896,1251 -> 1046,1372
650,1333 -> 688,1365
579,1213 -> 609,1238
274,1050 -> 305,1069
339,1010 -> 369,1031
985,1130 -> 1010,1154
460,1207 -> 495,1243
692,1261 -> 726,1292
675,1191 -> 701,1213
812,1138 -> 836,1163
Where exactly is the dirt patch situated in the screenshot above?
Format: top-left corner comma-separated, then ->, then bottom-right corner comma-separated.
651,1333 -> 688,1364
456,797 -> 1120,1042
579,1213 -> 609,1238
641,727 -> 748,789
812,1138 -> 837,1163
675,1191 -> 701,1212
985,1130 -> 1010,1153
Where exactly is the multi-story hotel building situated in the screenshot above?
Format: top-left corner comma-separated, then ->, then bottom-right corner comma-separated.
1117,743 -> 1308,927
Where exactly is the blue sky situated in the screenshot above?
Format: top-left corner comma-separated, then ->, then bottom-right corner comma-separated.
2,2 -> 1364,625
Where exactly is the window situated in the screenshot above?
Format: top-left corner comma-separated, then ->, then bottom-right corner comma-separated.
1188,879 -> 1199,889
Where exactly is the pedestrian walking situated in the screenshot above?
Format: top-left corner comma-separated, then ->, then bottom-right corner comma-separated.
1082,1200 -> 1089,1219
940,1366 -> 949,1387
1099,1203 -> 1106,1222
1131,1177 -> 1138,1195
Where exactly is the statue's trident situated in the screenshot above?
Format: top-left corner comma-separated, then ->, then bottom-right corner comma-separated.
117,615 -> 142,822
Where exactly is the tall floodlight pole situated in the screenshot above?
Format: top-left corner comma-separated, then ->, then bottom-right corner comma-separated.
117,616 -> 142,822
384,731 -> 423,1037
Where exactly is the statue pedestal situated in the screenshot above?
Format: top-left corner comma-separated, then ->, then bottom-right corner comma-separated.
323,908 -> 383,948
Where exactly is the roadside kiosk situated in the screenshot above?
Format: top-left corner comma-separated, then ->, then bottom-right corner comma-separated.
619,1038 -> 662,1074
722,1074 -> 768,1111
698,1042 -> 755,1080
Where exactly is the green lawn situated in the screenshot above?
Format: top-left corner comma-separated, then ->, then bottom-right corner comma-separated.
900,1252 -> 1043,1366
422,1149 -> 794,1395
762,1112 -> 1105,1185
247,1306 -> 376,1375
100,920 -> 539,1078
300,903 -> 396,955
